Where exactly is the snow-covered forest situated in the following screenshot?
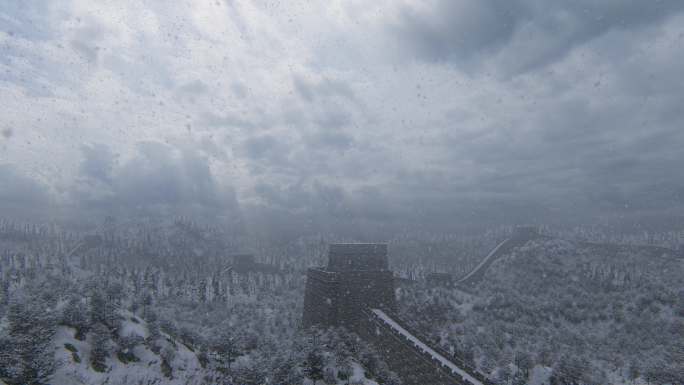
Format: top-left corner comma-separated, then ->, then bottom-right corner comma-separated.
0,218 -> 397,385
397,239 -> 683,385
0,219 -> 682,385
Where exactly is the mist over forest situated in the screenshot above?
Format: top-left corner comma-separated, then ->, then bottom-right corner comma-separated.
1,1 -> 683,385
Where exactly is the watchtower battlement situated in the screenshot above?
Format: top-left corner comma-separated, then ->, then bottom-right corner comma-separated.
327,243 -> 389,271
512,225 -> 539,239
303,243 -> 396,329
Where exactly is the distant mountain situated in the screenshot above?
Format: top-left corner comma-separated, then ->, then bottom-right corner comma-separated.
484,238 -> 683,295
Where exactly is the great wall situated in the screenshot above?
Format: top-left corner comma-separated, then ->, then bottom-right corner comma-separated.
302,228 -> 541,385
456,226 -> 541,290
301,226 -> 683,384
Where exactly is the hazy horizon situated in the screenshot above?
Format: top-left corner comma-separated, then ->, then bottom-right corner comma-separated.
2,1 -> 684,237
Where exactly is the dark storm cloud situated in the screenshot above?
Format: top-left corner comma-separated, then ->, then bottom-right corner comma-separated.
242,135 -> 282,160
306,129 -> 355,151
69,21 -> 105,63
279,75 -> 365,160
73,142 -> 243,224
312,110 -> 353,130
239,134 -> 293,175
246,173 -> 554,237
2,0 -> 684,237
0,164 -> 53,220
291,74 -> 369,125
80,143 -> 114,183
293,75 -> 357,104
247,180 -> 394,240
116,143 -> 221,209
431,97 -> 684,228
390,0 -> 521,63
409,10 -> 684,230
233,73 -> 362,176
390,0 -> 684,74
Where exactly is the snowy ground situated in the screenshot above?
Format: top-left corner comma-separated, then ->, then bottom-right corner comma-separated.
528,366 -> 552,385
349,363 -> 380,385
50,313 -> 206,385
46,310 -> 382,385
300,362 -> 379,385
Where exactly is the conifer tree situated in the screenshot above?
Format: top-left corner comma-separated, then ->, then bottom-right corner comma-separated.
61,295 -> 89,340
90,322 -> 110,372
304,349 -> 325,385
1,292 -> 57,385
213,330 -> 240,373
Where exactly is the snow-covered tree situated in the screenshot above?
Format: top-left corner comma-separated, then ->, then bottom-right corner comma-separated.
90,322 -> 110,372
1,292 -> 57,384
304,349 -> 325,385
146,309 -> 162,353
212,329 -> 240,374
61,295 -> 88,340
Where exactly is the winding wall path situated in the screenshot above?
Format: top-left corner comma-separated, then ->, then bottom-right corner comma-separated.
456,231 -> 541,289
358,308 -> 493,385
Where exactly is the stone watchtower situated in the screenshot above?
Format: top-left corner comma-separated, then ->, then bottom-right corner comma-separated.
303,243 -> 396,329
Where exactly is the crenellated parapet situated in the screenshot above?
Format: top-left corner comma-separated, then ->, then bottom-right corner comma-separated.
302,243 -> 395,329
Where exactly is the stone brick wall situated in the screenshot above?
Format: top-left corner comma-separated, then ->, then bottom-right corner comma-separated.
357,310 -> 497,385
303,243 -> 395,329
302,268 -> 339,328
302,268 -> 396,329
357,310 -> 465,385
302,243 -> 492,385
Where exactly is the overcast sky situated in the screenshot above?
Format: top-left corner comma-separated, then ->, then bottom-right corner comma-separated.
1,1 -> 683,237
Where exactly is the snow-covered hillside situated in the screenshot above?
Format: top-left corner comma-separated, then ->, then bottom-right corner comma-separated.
0,230 -> 393,385
398,238 -> 684,385
2,307 -> 384,385
50,312 -> 206,385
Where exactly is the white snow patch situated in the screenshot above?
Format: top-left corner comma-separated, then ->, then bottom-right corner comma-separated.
350,362 -> 379,385
528,365 -> 552,385
118,317 -> 147,339
50,320 -> 206,385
